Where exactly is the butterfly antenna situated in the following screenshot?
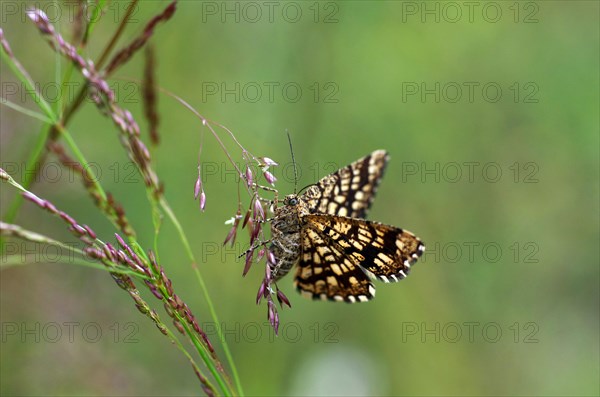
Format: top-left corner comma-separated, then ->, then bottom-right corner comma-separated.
287,131 -> 298,194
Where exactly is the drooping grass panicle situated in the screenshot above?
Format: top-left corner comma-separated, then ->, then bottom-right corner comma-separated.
105,1 -> 177,74
0,168 -> 225,395
143,45 -> 160,145
27,8 -> 163,199
12,2 -> 173,207
2,1 -> 152,224
153,91 -> 289,333
2,3 -> 244,394
181,111 -> 294,333
150,90 -> 292,332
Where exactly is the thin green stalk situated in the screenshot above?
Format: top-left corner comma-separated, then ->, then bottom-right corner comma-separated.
129,174 -> 236,395
158,314 -> 220,396
0,255 -> 147,277
83,0 -> 108,43
159,196 -> 243,396
0,98 -> 51,124
58,61 -> 74,119
0,47 -> 56,123
131,192 -> 229,395
56,124 -> 107,202
177,310 -> 231,396
2,125 -> 49,226
0,45 -> 55,232
132,191 -> 233,395
1,222 -> 84,253
0,32 -> 55,228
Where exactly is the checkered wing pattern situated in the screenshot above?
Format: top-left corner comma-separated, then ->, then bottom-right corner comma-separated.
294,214 -> 425,302
301,150 -> 389,219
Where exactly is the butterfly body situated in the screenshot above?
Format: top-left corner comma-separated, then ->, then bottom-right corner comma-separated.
269,194 -> 309,281
269,150 -> 425,303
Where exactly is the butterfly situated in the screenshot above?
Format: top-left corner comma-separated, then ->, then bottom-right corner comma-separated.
268,150 -> 425,302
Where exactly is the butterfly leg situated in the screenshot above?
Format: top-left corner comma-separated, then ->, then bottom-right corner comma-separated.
250,183 -> 279,211
251,183 -> 278,197
237,239 -> 272,259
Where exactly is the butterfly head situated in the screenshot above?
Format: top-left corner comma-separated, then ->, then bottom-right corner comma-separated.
281,194 -> 311,218
283,195 -> 300,206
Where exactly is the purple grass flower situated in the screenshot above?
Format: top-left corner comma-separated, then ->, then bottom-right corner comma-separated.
276,288 -> 291,308
242,250 -> 254,276
82,225 -> 97,240
260,157 -> 278,167
148,283 -> 164,300
267,300 -> 276,322
59,212 -> 77,226
267,299 -> 280,334
249,220 -> 261,246
263,170 -> 276,185
222,226 -> 237,247
253,198 -> 265,221
103,244 -> 116,262
72,224 -> 87,236
148,251 -> 160,274
83,247 -> 102,260
194,167 -> 206,211
223,210 -> 241,246
256,248 -> 266,262
194,176 -> 202,199
22,191 -> 45,208
256,281 -> 266,305
173,320 -> 185,334
114,233 -> 127,248
143,46 -> 160,145
199,191 -> 206,211
242,207 -> 251,229
245,165 -> 253,188
26,9 -> 54,35
267,251 -> 277,267
274,311 -> 280,334
0,29 -> 13,57
43,201 -> 58,214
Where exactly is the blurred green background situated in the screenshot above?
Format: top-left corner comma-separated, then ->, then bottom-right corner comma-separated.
1,1 -> 598,396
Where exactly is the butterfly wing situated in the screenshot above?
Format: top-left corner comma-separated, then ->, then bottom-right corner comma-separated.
294,214 -> 424,301
301,150 -> 389,219
295,218 -> 376,302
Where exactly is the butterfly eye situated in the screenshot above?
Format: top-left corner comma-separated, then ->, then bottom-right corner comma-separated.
288,198 -> 298,206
